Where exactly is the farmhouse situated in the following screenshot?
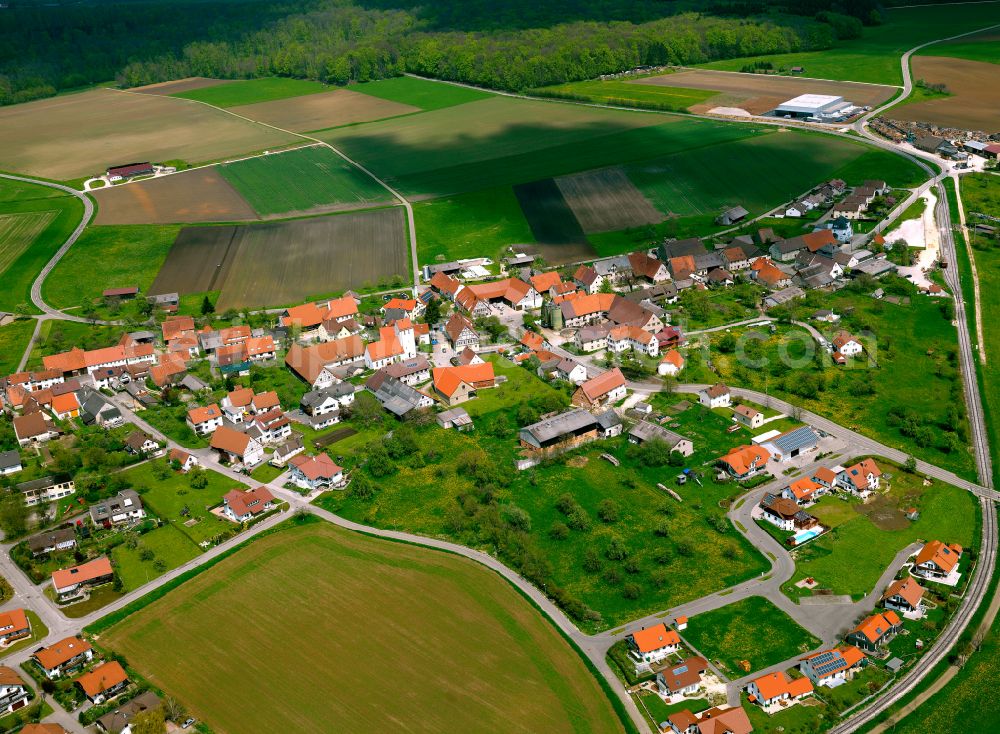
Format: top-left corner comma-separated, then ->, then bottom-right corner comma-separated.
733,405 -> 763,429
572,368 -> 627,408
42,341 -> 155,377
574,265 -> 601,293
0,609 -> 30,647
27,527 -> 76,556
628,421 -> 693,456
222,486 -> 276,522
665,706 -> 753,734
846,611 -> 902,652
628,252 -> 670,283
32,636 -> 93,679
913,540 -> 963,580
746,671 -> 813,711
367,372 -> 434,416
51,556 -> 114,601
13,412 -> 58,446
559,294 -> 662,333
89,490 -> 145,528
718,445 -> 770,480
285,337 -> 365,388
76,661 -> 129,704
799,646 -> 865,687
698,383 -> 731,409
432,363 -> 496,406
762,426 -> 819,463
656,656 -> 709,698
627,623 -> 680,665
658,349 -> 685,376
288,454 -> 345,491
716,205 -> 748,226
16,476 -> 75,506
0,666 -> 29,713
881,577 -> 926,617
518,409 -> 599,458
445,313 -> 480,350
210,425 -> 265,467
457,278 -> 541,313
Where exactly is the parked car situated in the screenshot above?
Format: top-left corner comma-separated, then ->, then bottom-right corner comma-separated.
182,718 -> 196,729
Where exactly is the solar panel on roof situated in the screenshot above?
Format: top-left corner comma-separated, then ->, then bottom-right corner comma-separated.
673,665 -> 688,675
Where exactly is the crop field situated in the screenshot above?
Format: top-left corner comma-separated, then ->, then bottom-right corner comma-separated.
171,77 -> 330,107
698,2 -> 1000,85
151,208 -> 408,310
633,69 -> 895,115
888,57 -> 1000,133
556,168 -> 662,234
535,78 -> 718,112
0,88 -> 297,180
412,186 -> 536,263
44,224 -> 180,309
349,75 -> 495,111
0,320 -> 36,375
514,179 -> 589,263
132,77 -> 226,96
92,168 -> 257,225
0,178 -> 83,313
681,597 -> 820,677
217,146 -> 393,216
232,89 -> 420,133
101,521 -> 626,734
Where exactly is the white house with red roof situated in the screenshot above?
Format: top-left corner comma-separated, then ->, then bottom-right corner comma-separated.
913,540 -> 963,582
698,383 -> 731,409
799,646 -> 865,687
288,454 -> 345,491
186,404 -> 224,435
627,623 -> 680,665
210,426 -> 264,468
746,670 -> 813,712
658,349 -> 685,377
222,486 -> 275,522
836,458 -> 882,498
571,368 -> 627,409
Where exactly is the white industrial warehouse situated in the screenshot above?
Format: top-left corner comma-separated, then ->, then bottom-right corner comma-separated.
773,93 -> 860,122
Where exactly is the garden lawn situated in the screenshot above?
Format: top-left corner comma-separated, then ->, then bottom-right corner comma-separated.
784,477 -> 977,598
121,462 -> 240,545
413,186 -> 535,264
698,3 -> 1000,85
172,77 -> 329,107
349,75 -> 494,111
682,597 -> 820,676
464,355 -> 567,419
25,320 -> 121,370
112,524 -> 202,591
217,146 -> 391,216
0,178 -> 84,313
42,224 -> 180,310
0,320 -> 36,375
101,521 -> 628,734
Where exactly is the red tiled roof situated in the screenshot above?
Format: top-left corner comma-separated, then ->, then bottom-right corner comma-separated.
432,363 -> 496,398
630,624 -> 679,653
51,556 -> 112,592
33,636 -> 92,671
577,368 -> 626,402
76,661 -> 127,697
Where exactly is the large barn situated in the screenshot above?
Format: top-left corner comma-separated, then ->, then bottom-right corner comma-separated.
774,94 -> 855,121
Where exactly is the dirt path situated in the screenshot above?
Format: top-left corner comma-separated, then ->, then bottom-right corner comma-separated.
951,173 -> 987,364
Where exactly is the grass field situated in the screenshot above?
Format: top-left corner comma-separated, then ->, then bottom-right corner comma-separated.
24,320 -> 121,370
413,186 -> 536,263
682,597 -> 820,676
218,146 -> 392,216
698,2 -> 1000,85
101,521 -> 627,734
43,224 -> 180,310
120,462 -> 241,545
785,473 -> 977,598
0,178 -> 84,313
349,75 -> 495,111
150,208 -> 409,310
112,523 -> 202,591
0,320 -> 35,375
172,77 -> 330,107
534,79 -> 718,112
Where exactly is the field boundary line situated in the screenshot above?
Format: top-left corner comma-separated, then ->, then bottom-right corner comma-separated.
670,65 -> 902,89
108,87 -> 422,297
952,173 -> 987,364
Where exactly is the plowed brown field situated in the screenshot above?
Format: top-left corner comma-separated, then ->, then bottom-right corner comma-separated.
890,56 -> 1000,132
556,167 -> 662,233
232,89 -> 420,132
131,77 -> 226,96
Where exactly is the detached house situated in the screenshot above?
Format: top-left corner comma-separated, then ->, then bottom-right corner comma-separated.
846,611 -> 902,652
832,331 -> 863,360
733,405 -> 763,429
51,557 -> 114,601
13,412 -> 58,446
628,421 -> 694,456
627,623 -> 680,665
759,493 -> 818,532
718,445 -> 771,480
656,656 -> 709,699
123,431 -> 159,456
76,661 -> 129,705
783,477 -> 825,505
0,666 -> 30,714
432,363 -> 496,406
169,448 -> 199,472
665,706 -> 753,734
0,609 -> 31,647
32,636 -> 93,679
210,425 -> 265,468
572,368 -> 627,409
658,349 -> 685,376
222,486 -> 276,522
746,671 -> 813,711
89,490 -> 145,527
799,646 -> 865,687
288,454 -> 345,491
445,313 -> 480,351
881,577 -> 926,617
186,404 -> 224,435
913,540 -> 963,580
837,458 -> 882,497
698,383 -> 731,409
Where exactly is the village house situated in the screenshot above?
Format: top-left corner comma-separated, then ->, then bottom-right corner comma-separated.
3,369 -> 64,393
665,706 -> 753,734
759,493 -> 819,532
288,453 -> 345,491
32,636 -> 93,678
783,477 -> 825,505
656,656 -> 709,699
882,577 -> 926,617
627,623 -> 680,665
518,410 -> 600,458
270,435 -> 305,467
698,383 -> 731,409
574,265 -> 602,294
367,372 -> 435,417
846,611 -> 902,652
210,425 -> 265,468
222,486 -> 276,522
27,527 -> 76,556
658,349 -> 685,377
168,448 -> 199,472
0,451 -> 22,477
243,408 -> 292,446
718,444 -> 771,480
0,666 -> 30,714
51,556 -> 114,601
13,412 -> 58,446
17,476 -> 75,507
607,325 -> 659,357
281,296 -> 359,339
456,347 -> 485,367
432,363 -> 497,406
559,293 -> 663,333
284,337 -> 366,389
384,356 -> 432,386
628,421 -> 694,456
95,690 -> 163,734
0,609 -> 30,647
76,661 -> 129,705
799,646 -> 865,687
89,490 -> 145,528
837,458 -> 882,498
123,430 -> 159,456
456,278 -> 541,314
628,252 -> 670,283
572,368 -> 627,409
365,321 -> 417,370
913,540 -> 963,580
186,404 -> 224,435
832,331 -> 863,361
746,670 -> 813,712
539,357 -> 588,385
733,405 -> 763,429
50,392 -> 80,421
444,313 -> 480,351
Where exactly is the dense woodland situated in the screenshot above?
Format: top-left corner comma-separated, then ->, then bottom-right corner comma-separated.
0,0 -> 888,105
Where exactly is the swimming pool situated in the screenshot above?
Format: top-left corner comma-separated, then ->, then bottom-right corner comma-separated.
793,527 -> 823,545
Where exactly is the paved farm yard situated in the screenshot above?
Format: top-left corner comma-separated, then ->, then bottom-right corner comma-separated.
102,521 -> 626,734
